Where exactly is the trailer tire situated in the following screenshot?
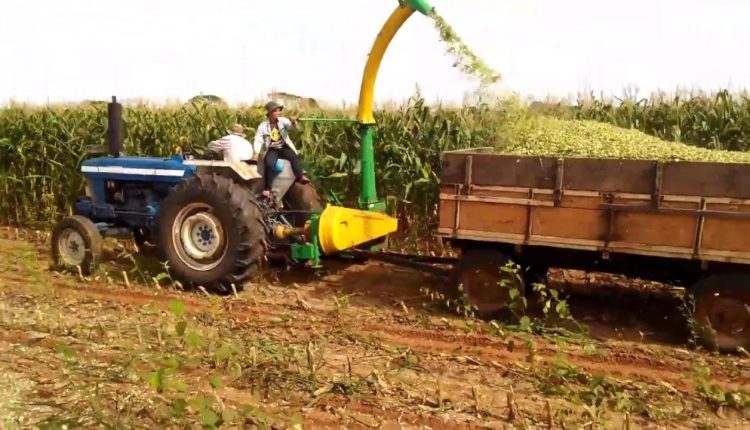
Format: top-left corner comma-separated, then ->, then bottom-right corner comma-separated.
51,215 -> 103,276
157,174 -> 267,294
690,273 -> 750,353
450,249 -> 525,317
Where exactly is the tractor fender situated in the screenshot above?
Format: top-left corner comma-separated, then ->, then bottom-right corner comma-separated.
182,160 -> 261,183
183,157 -> 296,201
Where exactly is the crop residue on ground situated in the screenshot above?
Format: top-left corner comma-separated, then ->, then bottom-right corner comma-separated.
0,230 -> 748,428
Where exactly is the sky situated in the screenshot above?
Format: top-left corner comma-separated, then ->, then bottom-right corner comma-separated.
1,0 -> 749,107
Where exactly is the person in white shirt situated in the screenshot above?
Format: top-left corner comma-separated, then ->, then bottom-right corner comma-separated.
207,124 -> 254,163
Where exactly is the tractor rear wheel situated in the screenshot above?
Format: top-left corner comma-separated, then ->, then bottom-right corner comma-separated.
690,273 -> 750,353
157,174 -> 267,293
51,215 -> 103,276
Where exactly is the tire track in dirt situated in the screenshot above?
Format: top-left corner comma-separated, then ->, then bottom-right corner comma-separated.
50,285 -> 224,313
316,396 -> 493,430
373,330 -> 674,388
220,386 -> 493,430
363,327 -> 750,392
0,329 -> 123,364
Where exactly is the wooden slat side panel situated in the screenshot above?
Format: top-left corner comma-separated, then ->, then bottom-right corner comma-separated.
443,152 -> 750,199
458,201 -> 527,235
701,203 -> 750,253
438,200 -> 457,231
562,158 -> 656,193
438,184 -> 459,231
472,155 -> 557,188
436,227 -> 750,264
611,196 -> 651,207
609,201 -> 697,248
440,152 -> 467,184
558,195 -> 606,210
440,184 -> 457,194
472,189 -> 530,199
531,206 -> 608,241
662,162 -> 750,199
441,153 -> 558,188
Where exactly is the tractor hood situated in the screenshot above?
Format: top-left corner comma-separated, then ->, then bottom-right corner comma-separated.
81,155 -> 195,182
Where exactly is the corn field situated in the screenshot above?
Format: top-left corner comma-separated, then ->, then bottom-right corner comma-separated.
2,90 -> 750,231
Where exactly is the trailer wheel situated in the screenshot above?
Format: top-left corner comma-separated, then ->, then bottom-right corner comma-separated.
450,249 -> 525,317
690,273 -> 750,353
51,215 -> 103,276
157,174 -> 267,293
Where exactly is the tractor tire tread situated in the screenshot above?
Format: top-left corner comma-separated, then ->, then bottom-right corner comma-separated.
51,215 -> 104,276
158,173 -> 266,292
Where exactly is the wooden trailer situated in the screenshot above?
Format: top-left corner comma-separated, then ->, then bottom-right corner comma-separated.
437,148 -> 750,352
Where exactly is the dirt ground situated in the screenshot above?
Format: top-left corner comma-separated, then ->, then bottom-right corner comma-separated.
0,226 -> 749,429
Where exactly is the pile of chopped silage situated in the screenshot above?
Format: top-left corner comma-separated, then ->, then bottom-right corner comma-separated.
497,114 -> 750,163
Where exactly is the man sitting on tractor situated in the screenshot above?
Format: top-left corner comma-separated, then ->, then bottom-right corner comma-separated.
253,101 -> 309,198
207,123 -> 254,163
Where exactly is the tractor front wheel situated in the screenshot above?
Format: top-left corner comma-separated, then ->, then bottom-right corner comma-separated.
158,174 -> 267,293
51,215 -> 103,276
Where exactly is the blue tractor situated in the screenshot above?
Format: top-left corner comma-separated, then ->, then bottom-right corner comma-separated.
50,97 -> 325,292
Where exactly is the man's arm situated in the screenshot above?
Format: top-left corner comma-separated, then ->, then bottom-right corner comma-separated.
207,136 -> 228,153
279,118 -> 299,154
252,123 -> 265,156
282,117 -> 299,129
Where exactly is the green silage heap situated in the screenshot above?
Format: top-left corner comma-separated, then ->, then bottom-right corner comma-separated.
497,115 -> 750,163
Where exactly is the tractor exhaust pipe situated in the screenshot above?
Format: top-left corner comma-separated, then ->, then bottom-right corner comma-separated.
107,96 -> 124,157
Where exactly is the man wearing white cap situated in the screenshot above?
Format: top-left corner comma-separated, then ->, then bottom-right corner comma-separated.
207,123 -> 254,163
